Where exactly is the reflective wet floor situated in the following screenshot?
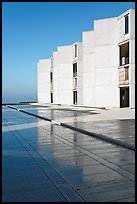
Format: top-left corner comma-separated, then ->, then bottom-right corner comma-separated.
2,105 -> 135,202
10,104 -> 135,146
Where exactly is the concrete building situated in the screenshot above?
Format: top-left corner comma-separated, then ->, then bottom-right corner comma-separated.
37,9 -> 135,108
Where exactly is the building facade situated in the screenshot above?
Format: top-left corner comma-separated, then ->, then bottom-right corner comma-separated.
37,9 -> 135,108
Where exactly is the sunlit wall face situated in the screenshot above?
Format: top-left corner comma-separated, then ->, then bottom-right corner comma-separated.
37,9 -> 135,109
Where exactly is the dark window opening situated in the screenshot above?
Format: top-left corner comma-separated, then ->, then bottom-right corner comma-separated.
50,72 -> 53,82
120,87 -> 129,108
124,67 -> 129,81
75,44 -> 77,57
73,63 -> 77,77
51,93 -> 53,103
73,91 -> 77,105
125,15 -> 129,34
119,42 -> 129,66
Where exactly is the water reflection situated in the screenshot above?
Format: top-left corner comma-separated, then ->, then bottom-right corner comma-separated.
37,116 -> 130,186
2,106 -> 135,200
118,119 -> 135,143
73,111 -> 78,144
37,108 -> 116,181
6,105 -> 133,183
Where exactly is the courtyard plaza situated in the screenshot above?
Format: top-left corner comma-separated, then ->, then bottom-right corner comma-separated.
2,104 -> 135,202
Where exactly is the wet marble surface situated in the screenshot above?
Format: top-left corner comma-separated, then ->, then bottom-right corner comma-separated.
2,105 -> 135,202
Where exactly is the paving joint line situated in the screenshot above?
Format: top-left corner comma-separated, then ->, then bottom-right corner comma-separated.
39,126 -> 135,182
9,128 -> 86,202
3,106 -> 135,187
6,105 -> 135,151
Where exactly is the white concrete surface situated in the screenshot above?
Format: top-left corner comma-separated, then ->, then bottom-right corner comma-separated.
53,45 -> 73,105
37,59 -> 51,103
55,107 -> 135,123
37,9 -> 135,109
31,103 -> 135,123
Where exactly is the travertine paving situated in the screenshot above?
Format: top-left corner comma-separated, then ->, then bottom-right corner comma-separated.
2,105 -> 135,202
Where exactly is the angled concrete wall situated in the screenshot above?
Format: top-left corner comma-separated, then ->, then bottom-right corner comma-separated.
94,17 -> 119,107
82,30 -> 95,106
129,10 -> 135,108
117,9 -> 135,108
37,59 -> 51,103
37,9 -> 135,108
53,45 -> 73,105
74,42 -> 83,105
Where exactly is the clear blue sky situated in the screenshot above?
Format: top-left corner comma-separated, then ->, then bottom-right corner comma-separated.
2,2 -> 135,103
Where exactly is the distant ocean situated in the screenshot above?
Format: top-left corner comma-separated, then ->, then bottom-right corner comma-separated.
2,96 -> 37,104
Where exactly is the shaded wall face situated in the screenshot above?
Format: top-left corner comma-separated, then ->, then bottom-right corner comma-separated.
93,18 -> 119,107
82,18 -> 120,107
82,31 -> 95,106
72,43 -> 83,105
129,11 -> 135,108
129,38 -> 135,109
38,10 -> 135,108
53,46 -> 73,105
53,44 -> 83,105
56,63 -> 73,105
118,10 -> 135,108
37,60 -> 51,103
118,10 -> 135,44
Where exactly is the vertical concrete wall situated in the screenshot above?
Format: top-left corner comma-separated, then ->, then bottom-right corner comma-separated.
52,51 -> 59,104
118,12 -> 130,43
37,59 -> 51,103
53,45 -> 73,105
118,9 -> 135,108
37,9 -> 135,109
74,42 -> 83,105
82,30 -> 95,106
94,17 -> 119,107
129,10 -> 135,108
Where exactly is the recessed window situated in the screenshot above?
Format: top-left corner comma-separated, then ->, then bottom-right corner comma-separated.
73,78 -> 77,88
124,67 -> 129,80
51,93 -> 53,103
73,63 -> 77,77
74,44 -> 77,57
125,15 -> 129,34
73,91 -> 77,104
75,78 -> 77,87
50,72 -> 53,82
119,42 -> 129,66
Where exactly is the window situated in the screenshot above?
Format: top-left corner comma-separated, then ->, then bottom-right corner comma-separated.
73,78 -> 77,88
51,93 -> 53,103
75,78 -> 77,87
73,63 -> 77,77
124,67 -> 129,80
119,42 -> 129,66
73,91 -> 77,104
74,44 -> 77,57
50,72 -> 53,82
125,15 -> 129,34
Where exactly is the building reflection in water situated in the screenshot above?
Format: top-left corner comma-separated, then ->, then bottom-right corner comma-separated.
36,108 -> 135,188
37,108 -> 84,174
118,119 -> 135,144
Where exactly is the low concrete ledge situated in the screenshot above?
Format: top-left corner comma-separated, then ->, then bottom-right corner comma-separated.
70,104 -> 106,110
6,105 -> 135,152
19,109 -> 52,122
6,105 -> 18,110
60,123 -> 135,151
